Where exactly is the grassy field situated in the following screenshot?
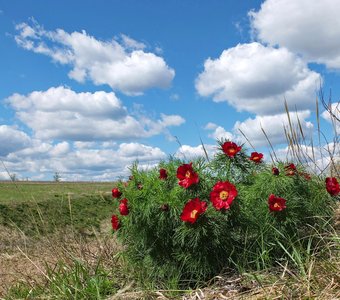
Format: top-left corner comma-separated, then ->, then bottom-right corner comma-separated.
0,181 -> 116,238
0,181 -> 118,298
0,181 -> 115,204
0,180 -> 339,299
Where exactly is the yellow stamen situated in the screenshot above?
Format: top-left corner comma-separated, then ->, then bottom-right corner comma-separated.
273,203 -> 280,208
220,190 -> 229,200
190,209 -> 198,219
185,170 -> 191,178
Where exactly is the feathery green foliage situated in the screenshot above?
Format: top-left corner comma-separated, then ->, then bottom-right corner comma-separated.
111,139 -> 337,287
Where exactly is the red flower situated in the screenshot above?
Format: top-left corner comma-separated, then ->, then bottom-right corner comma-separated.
272,167 -> 280,175
180,198 -> 207,224
159,168 -> 168,180
284,163 -> 296,176
210,181 -> 238,210
222,141 -> 242,158
119,198 -> 129,215
325,177 -> 340,196
249,152 -> 263,163
268,194 -> 287,212
112,187 -> 122,198
177,162 -> 199,188
111,215 -> 120,230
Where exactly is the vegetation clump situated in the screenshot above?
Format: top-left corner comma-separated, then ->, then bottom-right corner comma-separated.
110,139 -> 338,286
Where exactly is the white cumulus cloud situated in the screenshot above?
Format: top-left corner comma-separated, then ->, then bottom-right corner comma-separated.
2,140 -> 167,181
249,0 -> 340,69
204,122 -> 234,141
234,110 -> 313,147
0,125 -> 31,156
174,144 -> 216,161
196,42 -> 321,115
15,20 -> 175,95
321,102 -> 340,133
6,86 -> 184,142
6,86 -> 185,142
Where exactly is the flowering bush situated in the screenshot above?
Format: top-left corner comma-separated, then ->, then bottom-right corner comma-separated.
110,139 -> 337,285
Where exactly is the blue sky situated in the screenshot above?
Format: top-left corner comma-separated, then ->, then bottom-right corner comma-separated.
0,0 -> 339,181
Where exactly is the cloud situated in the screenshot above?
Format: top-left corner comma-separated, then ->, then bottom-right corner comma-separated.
6,86 -> 184,141
170,93 -> 180,101
120,34 -> 146,50
0,125 -> 31,156
249,0 -> 340,69
159,114 -> 185,127
204,123 -> 234,141
321,103 -> 340,133
174,144 -> 216,160
234,110 -> 313,147
275,142 -> 339,174
0,172 -> 11,180
196,42 -> 321,115
15,20 -> 175,95
2,140 -> 166,181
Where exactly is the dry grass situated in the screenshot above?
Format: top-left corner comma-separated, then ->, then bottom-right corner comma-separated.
1,210 -> 339,300
0,220 -> 121,298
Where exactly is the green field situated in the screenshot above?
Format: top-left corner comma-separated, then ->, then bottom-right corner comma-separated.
0,181 -> 115,204
0,181 -> 116,236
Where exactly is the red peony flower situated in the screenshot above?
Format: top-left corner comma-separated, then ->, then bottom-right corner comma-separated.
112,187 -> 122,198
111,215 -> 120,230
119,198 -> 129,215
249,152 -> 263,163
159,168 -> 168,180
325,177 -> 340,196
268,194 -> 287,212
210,181 -> 238,210
177,162 -> 199,188
180,198 -> 207,224
272,167 -> 280,175
222,141 -> 242,158
284,163 -> 296,176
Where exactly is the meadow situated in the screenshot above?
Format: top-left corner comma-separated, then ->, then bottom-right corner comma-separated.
0,168 -> 339,299
0,181 -> 114,204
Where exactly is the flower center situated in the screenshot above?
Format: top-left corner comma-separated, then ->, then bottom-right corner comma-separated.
185,170 -> 191,178
190,209 -> 198,219
220,190 -> 229,200
228,148 -> 236,154
273,203 -> 280,208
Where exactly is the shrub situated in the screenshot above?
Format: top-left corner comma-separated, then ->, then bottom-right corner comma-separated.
110,140 -> 337,286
